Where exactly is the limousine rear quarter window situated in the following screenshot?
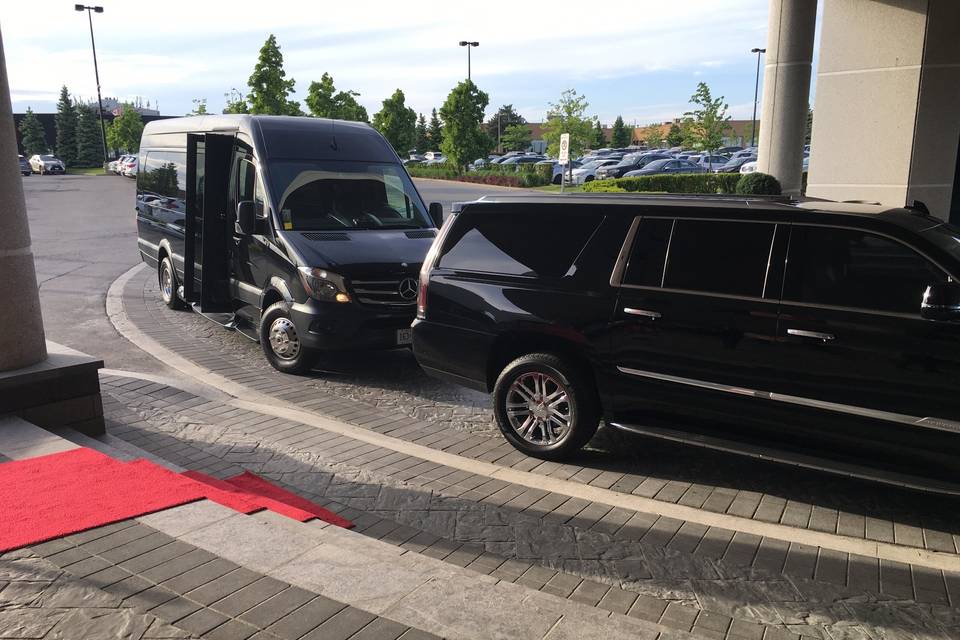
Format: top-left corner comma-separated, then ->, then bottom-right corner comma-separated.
623,218 -> 673,287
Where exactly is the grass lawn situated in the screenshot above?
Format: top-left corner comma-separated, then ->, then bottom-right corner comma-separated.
67,167 -> 109,176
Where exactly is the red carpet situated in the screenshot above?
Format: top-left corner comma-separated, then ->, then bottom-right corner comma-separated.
0,447 -> 353,552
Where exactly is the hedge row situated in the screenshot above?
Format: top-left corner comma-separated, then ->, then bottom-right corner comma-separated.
407,162 -> 552,188
582,172 -> 742,194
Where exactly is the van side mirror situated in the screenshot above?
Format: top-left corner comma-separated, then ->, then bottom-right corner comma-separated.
921,282 -> 960,321
236,201 -> 258,235
428,202 -> 444,228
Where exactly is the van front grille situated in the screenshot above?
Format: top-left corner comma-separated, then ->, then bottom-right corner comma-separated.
351,276 -> 419,306
405,230 -> 436,239
302,232 -> 350,241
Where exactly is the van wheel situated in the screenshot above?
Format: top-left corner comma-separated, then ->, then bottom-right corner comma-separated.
493,353 -> 599,460
260,302 -> 316,375
159,257 -> 185,310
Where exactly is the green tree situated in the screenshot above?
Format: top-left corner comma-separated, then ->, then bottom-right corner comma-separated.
106,105 -> 144,153
643,123 -> 663,148
500,123 -> 532,152
189,98 -> 208,115
74,104 -> 103,167
427,108 -> 443,150
19,107 -> 47,156
222,88 -> 249,114
741,121 -> 759,147
414,113 -> 429,152
439,80 -> 492,170
592,120 -> 606,148
246,34 -> 300,115
610,115 -> 631,148
372,89 -> 417,155
666,122 -> 683,147
485,104 -> 525,146
54,86 -> 77,166
541,89 -> 595,159
680,82 -> 731,151
305,73 -> 368,122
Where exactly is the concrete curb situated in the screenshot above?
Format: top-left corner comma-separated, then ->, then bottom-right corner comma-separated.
105,263 -> 960,573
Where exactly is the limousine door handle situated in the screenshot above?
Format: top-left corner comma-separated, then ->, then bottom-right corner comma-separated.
787,328 -> 835,342
623,307 -> 661,320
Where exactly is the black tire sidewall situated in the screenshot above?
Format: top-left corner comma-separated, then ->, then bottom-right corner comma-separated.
493,355 -> 597,459
259,302 -> 315,375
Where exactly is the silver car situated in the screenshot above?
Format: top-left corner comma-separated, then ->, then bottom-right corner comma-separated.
29,154 -> 65,174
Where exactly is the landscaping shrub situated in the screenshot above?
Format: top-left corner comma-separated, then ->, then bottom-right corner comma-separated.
735,172 -> 782,195
406,162 -> 551,188
535,163 -> 553,185
582,172 -> 741,194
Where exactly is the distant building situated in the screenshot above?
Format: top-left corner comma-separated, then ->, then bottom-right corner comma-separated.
93,97 -> 160,117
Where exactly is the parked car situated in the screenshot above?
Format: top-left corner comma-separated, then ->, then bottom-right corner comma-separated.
732,148 -> 757,160
413,195 -> 960,491
137,115 -> 443,374
569,159 -> 620,184
538,160 -> 583,184
29,154 -> 65,174
691,154 -> 731,171
714,155 -> 757,173
121,156 -> 138,177
623,158 -> 705,177
717,146 -> 743,154
18,154 -> 31,176
740,160 -> 758,174
595,153 -> 673,180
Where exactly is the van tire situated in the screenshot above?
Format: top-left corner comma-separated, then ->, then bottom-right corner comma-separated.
260,302 -> 316,375
159,257 -> 185,310
493,353 -> 599,460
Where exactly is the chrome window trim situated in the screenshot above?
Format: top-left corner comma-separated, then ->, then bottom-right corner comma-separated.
608,216 -> 642,288
618,283 -> 778,304
660,219 -> 677,287
761,225 -> 778,299
616,365 -> 960,435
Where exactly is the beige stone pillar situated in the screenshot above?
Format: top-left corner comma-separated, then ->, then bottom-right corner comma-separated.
756,0 -> 818,197
0,29 -> 46,371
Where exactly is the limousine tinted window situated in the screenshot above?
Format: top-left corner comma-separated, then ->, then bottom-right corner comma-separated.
783,226 -> 946,314
140,151 -> 186,200
622,218 -> 672,287
663,219 -> 773,297
438,210 -> 602,278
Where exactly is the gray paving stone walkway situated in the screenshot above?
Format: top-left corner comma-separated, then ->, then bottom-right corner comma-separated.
94,374 -> 960,640
123,267 -> 960,560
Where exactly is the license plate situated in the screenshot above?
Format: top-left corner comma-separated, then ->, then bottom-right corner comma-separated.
396,328 -> 412,345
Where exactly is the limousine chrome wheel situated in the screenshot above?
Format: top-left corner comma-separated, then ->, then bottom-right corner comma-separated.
268,317 -> 301,360
493,352 -> 601,460
506,372 -> 571,445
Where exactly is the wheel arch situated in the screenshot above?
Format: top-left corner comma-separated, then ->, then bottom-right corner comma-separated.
486,331 -> 598,397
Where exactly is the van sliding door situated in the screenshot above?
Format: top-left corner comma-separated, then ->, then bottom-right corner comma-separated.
184,133 -> 234,312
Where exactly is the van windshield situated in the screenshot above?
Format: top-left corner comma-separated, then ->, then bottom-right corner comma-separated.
923,223 -> 960,269
269,160 -> 432,230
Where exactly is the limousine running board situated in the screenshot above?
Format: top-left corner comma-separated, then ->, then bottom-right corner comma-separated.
609,422 -> 960,496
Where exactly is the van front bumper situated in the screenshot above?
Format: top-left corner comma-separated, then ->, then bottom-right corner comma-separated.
289,299 -> 416,350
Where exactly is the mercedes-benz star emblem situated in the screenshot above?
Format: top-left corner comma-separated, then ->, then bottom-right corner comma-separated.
398,277 -> 419,300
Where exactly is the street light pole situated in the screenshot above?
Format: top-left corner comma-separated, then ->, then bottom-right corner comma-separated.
75,4 -> 108,166
458,41 -> 479,82
750,47 -> 766,148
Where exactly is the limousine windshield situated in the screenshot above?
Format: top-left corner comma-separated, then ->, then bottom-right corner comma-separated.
269,160 -> 431,231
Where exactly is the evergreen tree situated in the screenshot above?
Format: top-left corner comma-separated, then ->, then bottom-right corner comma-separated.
246,34 -> 300,115
592,120 -> 606,148
75,104 -> 103,167
18,107 -> 48,157
305,73 -> 368,122
666,122 -> 683,147
439,79 -> 492,170
484,104 -> 525,142
372,89 -> 417,155
54,86 -> 77,166
427,108 -> 443,150
415,113 -> 429,152
610,115 -> 631,148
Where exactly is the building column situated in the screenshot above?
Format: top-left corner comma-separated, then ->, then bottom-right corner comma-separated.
756,0 -> 818,197
0,28 -> 46,371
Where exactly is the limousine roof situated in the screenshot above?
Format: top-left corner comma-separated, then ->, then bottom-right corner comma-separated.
141,115 -> 397,163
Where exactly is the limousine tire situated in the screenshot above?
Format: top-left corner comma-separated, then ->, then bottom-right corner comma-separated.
260,302 -> 317,375
493,353 -> 599,460
159,257 -> 185,310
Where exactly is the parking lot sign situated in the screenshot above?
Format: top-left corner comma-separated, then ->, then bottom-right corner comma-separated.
558,133 -> 570,165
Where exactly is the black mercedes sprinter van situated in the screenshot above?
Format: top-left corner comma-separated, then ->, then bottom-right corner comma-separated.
136,115 -> 442,373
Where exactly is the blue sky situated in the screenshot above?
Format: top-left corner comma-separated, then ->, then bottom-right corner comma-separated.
6,1 -> 821,125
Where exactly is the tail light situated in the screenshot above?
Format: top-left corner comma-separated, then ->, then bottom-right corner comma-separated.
417,210 -> 457,320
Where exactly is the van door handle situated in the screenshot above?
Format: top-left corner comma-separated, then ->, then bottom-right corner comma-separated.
787,329 -> 835,342
624,307 -> 661,320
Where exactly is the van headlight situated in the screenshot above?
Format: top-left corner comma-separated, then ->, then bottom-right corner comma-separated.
298,267 -> 351,303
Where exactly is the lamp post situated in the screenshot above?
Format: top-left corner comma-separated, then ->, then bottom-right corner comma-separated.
458,41 -> 479,82
749,47 -> 766,148
75,4 -> 108,166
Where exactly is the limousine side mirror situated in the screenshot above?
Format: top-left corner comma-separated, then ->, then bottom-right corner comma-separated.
236,201 -> 258,235
428,202 -> 444,228
921,281 -> 960,322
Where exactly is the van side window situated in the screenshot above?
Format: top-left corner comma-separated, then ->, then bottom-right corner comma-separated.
783,226 -> 946,314
237,160 -> 266,217
622,218 -> 673,287
663,219 -> 774,297
140,152 -> 185,200
438,210 -> 602,278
